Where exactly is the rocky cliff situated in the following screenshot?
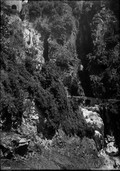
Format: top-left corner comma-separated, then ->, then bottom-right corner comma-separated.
0,1 -> 120,170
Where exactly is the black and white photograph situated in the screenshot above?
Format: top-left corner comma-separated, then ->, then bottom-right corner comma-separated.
0,0 -> 120,170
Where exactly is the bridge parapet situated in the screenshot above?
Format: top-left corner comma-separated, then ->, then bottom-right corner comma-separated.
67,95 -> 120,106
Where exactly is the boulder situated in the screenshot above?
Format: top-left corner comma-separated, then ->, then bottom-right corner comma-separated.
105,141 -> 119,156
104,135 -> 119,156
0,132 -> 20,158
0,132 -> 30,158
81,107 -> 104,135
80,107 -> 104,151
98,149 -> 120,170
13,138 -> 30,156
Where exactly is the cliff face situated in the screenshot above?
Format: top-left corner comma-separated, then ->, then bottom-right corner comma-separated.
22,20 -> 45,70
1,10 -> 45,70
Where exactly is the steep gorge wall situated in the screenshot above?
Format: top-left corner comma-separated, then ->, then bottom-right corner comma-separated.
22,19 -> 45,70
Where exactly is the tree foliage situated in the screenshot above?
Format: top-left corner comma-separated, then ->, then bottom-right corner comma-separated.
24,1 -> 81,95
87,6 -> 120,99
0,3 -> 89,138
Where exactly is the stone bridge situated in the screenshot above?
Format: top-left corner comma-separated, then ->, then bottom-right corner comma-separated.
68,95 -> 120,106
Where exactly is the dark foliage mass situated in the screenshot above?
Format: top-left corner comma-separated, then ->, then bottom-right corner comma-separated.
87,6 -> 120,99
0,2 -> 90,138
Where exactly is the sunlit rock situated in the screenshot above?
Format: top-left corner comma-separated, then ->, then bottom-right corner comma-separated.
98,149 -> 120,170
81,107 -> 104,134
106,142 -> 118,155
80,107 -> 104,150
87,105 -> 100,113
19,100 -> 39,136
23,20 -> 45,70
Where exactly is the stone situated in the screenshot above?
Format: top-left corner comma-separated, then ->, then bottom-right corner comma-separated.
12,138 -> 30,156
0,132 -> 31,158
30,114 -> 39,120
107,135 -> 115,142
81,107 -> 104,134
98,149 -> 120,170
87,105 -> 100,113
23,20 -> 44,70
19,138 -> 29,144
80,107 -> 104,151
106,142 -> 119,155
20,100 -> 39,137
93,130 -> 104,151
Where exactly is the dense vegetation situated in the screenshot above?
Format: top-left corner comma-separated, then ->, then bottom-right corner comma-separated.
87,6 -> 120,99
0,1 -> 91,139
0,0 -> 120,144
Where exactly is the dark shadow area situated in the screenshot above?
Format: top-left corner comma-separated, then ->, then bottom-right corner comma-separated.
76,14 -> 94,97
12,5 -> 17,10
43,35 -> 49,62
99,101 -> 120,153
78,70 -> 93,97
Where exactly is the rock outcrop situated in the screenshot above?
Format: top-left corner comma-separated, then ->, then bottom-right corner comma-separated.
80,105 -> 104,151
98,149 -> 120,170
0,132 -> 30,159
18,99 -> 39,137
105,135 -> 119,156
80,105 -> 120,170
6,13 -> 45,70
23,20 -> 45,70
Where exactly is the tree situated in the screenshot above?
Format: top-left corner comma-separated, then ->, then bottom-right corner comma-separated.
87,6 -> 120,99
0,1 -> 93,139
